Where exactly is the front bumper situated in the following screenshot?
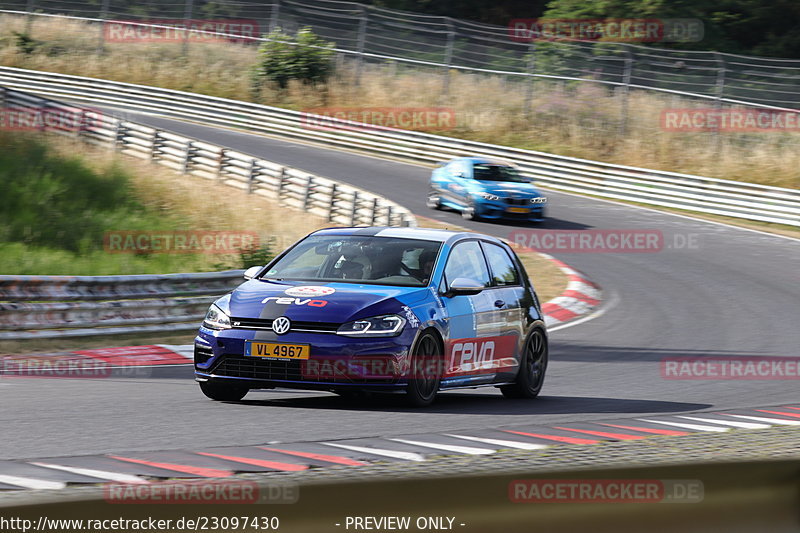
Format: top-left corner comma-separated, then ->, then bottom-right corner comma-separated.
194,325 -> 416,390
475,200 -> 546,221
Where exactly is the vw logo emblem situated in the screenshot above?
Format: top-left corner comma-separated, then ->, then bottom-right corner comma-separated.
272,316 -> 291,335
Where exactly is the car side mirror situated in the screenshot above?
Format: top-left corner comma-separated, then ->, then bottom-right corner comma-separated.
243,266 -> 262,280
445,277 -> 484,297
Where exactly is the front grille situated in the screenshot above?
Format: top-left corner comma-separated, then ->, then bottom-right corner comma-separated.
505,198 -> 529,205
230,317 -> 339,333
211,355 -> 304,381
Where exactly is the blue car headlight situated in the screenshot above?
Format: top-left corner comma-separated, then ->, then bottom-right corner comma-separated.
203,294 -> 232,330
478,193 -> 501,201
530,197 -> 547,204
337,315 -> 406,337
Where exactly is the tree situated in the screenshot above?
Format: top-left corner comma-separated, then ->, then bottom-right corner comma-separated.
252,27 -> 335,90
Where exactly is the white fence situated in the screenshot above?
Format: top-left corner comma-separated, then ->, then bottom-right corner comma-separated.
1,66 -> 797,227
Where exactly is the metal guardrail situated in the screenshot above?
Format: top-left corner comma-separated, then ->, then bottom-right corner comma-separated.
0,271 -> 244,340
1,66 -> 797,227
0,84 -> 416,341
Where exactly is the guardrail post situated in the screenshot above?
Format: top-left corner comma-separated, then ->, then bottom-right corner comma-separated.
350,191 -> 360,225
276,167 -> 286,200
302,176 -> 314,209
215,148 -> 226,180
713,52 -> 726,155
385,205 -> 393,226
354,6 -> 369,86
328,184 -> 338,222
269,0 -> 281,32
181,140 -> 194,174
150,131 -> 160,161
370,197 -> 379,224
24,0 -> 36,34
113,121 -> 126,151
181,0 -> 195,57
618,45 -> 633,136
441,18 -> 455,99
247,158 -> 258,193
72,109 -> 85,138
96,0 -> 111,54
523,41 -> 536,117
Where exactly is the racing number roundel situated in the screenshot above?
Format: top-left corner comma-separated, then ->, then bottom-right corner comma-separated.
284,286 -> 336,297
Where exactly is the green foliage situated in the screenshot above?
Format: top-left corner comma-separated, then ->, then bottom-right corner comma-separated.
252,27 -> 335,90
13,31 -> 37,54
0,133 -> 212,275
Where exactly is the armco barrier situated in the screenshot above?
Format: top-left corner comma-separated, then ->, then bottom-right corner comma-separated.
0,67 -> 797,226
0,272 -> 244,340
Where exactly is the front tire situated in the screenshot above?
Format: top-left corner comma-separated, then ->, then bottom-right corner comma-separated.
461,199 -> 479,220
405,332 -> 442,407
426,189 -> 442,210
199,381 -> 248,401
501,329 -> 547,399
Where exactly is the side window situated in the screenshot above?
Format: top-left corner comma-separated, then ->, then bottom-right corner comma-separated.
482,243 -> 520,286
443,241 -> 490,287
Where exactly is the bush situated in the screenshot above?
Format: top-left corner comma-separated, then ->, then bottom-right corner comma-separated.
252,27 -> 334,90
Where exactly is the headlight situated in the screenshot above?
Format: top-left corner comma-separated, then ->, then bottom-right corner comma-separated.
530,197 -> 547,204
337,315 -> 406,337
203,303 -> 231,330
479,193 -> 501,201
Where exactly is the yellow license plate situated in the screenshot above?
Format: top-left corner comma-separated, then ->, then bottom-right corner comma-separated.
247,342 -> 310,360
507,207 -> 530,213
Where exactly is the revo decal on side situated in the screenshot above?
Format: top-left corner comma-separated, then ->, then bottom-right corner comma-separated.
446,335 -> 519,375
261,297 -> 328,307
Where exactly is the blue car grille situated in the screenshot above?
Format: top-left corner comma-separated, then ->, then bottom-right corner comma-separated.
505,198 -> 530,205
230,317 -> 339,333
211,355 -> 305,381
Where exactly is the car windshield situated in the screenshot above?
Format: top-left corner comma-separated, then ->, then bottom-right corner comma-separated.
473,164 -> 529,183
260,235 -> 442,287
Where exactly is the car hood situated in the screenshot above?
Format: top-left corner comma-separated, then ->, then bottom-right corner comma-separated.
477,181 -> 543,197
228,280 -> 429,323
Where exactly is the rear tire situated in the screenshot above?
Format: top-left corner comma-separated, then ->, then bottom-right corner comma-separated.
501,329 -> 547,399
405,332 -> 442,407
199,381 -> 248,401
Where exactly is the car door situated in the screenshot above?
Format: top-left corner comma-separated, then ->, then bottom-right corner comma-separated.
443,160 -> 471,206
440,239 -> 504,385
479,241 -> 527,382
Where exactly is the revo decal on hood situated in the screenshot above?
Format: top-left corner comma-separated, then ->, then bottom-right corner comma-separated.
261,297 -> 328,307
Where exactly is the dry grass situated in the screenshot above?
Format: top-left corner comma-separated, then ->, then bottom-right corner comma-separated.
2,14 -> 798,190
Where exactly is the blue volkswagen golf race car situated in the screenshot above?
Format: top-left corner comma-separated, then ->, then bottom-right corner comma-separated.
195,227 -> 548,406
428,157 -> 547,222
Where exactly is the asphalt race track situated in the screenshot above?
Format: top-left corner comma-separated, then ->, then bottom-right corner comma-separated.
2,110 -> 798,461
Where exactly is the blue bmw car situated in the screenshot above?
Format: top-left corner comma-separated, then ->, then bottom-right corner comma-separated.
195,227 -> 548,406
428,157 -> 547,222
